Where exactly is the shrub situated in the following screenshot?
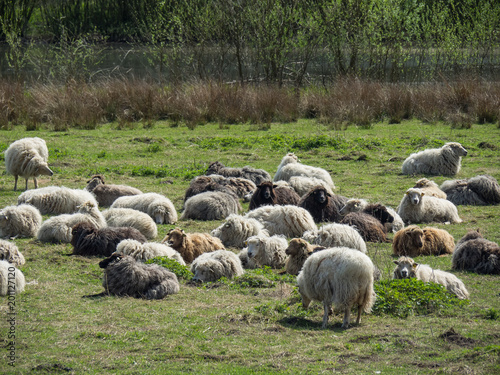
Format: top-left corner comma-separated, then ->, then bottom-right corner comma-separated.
146,256 -> 193,280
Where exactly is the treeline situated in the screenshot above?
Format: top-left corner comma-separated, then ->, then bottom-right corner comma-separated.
1,0 -> 500,83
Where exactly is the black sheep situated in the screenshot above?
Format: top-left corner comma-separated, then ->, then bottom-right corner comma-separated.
298,186 -> 348,223
339,212 -> 390,243
249,181 -> 300,210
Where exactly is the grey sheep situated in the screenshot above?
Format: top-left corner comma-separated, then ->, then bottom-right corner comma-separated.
191,250 -> 244,282
85,174 -> 143,207
206,161 -> 271,185
452,230 -> 500,274
440,174 -> 500,206
401,142 -> 468,176
0,204 -> 42,238
0,239 -> 25,267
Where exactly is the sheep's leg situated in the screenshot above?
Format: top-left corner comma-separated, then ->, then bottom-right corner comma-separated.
356,305 -> 362,325
13,175 -> 18,191
33,177 -> 38,189
342,307 -> 351,329
322,302 -> 331,329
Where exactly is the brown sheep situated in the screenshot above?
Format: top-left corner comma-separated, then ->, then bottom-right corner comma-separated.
249,181 -> 300,210
340,212 -> 390,243
183,176 -> 236,205
392,225 -> 455,257
452,230 -> 500,274
86,174 -> 143,207
413,178 -> 447,199
284,238 -> 325,276
161,227 -> 225,264
298,185 -> 348,223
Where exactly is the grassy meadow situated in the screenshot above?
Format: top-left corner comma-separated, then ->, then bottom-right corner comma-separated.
0,119 -> 499,374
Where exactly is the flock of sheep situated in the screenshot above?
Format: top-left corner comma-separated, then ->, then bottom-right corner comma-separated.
1,137 -> 500,329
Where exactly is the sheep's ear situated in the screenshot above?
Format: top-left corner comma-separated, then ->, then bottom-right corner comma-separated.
393,260 -> 399,265
420,192 -> 425,196
412,263 -> 418,268
272,185 -> 278,189
405,191 -> 410,195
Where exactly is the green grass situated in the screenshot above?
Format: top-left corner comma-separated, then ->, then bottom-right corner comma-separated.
0,119 -> 499,374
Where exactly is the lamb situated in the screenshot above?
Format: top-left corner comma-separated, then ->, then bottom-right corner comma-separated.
452,230 -> 500,274
110,192 -> 178,224
246,233 -> 288,269
102,208 -> 158,240
115,239 -> 185,265
181,191 -> 241,221
393,256 -> 469,300
413,178 -> 447,199
70,222 -> 147,257
298,186 -> 348,223
206,161 -> 271,185
392,225 -> 455,257
339,198 -> 404,233
273,153 -> 335,190
288,176 -> 334,197
18,186 -> 98,215
440,174 -> 500,206
401,142 -> 467,176
339,212 -> 390,243
302,223 -> 367,253
99,253 -> 180,299
191,250 -> 244,282
211,214 -> 267,248
0,204 -> 42,238
397,188 -> 462,224
85,174 -> 143,207
285,238 -> 325,276
0,239 -> 25,267
4,137 -> 53,190
249,181 -> 300,210
162,227 -> 225,264
244,205 -> 317,238
37,200 -> 106,243
297,247 -> 375,328
0,260 -> 25,296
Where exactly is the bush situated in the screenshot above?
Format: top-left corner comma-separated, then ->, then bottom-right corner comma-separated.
146,256 -> 193,280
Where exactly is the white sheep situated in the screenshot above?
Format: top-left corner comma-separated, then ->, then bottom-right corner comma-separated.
191,250 -> 244,282
244,205 -> 317,238
102,208 -> 158,240
401,142 -> 467,176
273,153 -> 335,190
37,201 -> 106,243
302,223 -> 367,254
181,191 -> 241,221
339,198 -> 404,233
246,233 -> 288,269
238,247 -> 259,269
115,239 -> 185,265
211,214 -> 267,248
288,176 -> 334,197
297,247 -> 375,328
393,256 -> 469,300
413,178 -> 447,199
111,192 -> 178,225
0,204 -> 42,238
0,260 -> 25,296
4,137 -> 53,190
18,186 -> 98,215
0,239 -> 25,267
397,188 -> 462,224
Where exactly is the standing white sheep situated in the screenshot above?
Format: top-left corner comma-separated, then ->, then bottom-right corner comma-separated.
273,153 -> 335,190
211,214 -> 267,248
246,233 -> 288,269
401,142 -> 467,176
297,247 -> 375,328
115,239 -> 185,265
111,192 -> 178,224
0,204 -> 42,238
4,137 -> 53,190
191,250 -> 244,282
0,260 -> 25,296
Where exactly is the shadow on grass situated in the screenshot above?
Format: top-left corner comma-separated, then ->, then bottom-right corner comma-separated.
279,316 -> 348,332
82,292 -> 107,299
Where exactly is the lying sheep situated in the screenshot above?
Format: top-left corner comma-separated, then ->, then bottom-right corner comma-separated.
298,186 -> 348,223
244,205 -> 317,238
297,247 -> 375,328
211,214 -> 267,248
162,227 -> 225,264
181,191 -> 241,221
288,176 -> 334,197
238,247 -> 259,269
452,230 -> 500,274
37,201 -> 106,243
401,142 -> 468,176
70,222 -> 147,257
18,186 -> 98,215
111,192 -> 178,225
183,176 -> 239,205
393,256 -> 469,300
0,260 -> 25,296
440,174 -> 500,206
0,204 -> 42,238
191,250 -> 244,282
392,225 -> 455,257
205,174 -> 257,199
273,153 -> 335,190
249,181 -> 300,210
0,239 -> 25,267
339,198 -> 404,233
115,239 -> 185,265
285,238 -> 325,276
302,223 -> 367,253
99,253 -> 180,299
4,137 -> 53,190
102,208 -> 158,240
206,161 -> 271,185
85,174 -> 143,207
397,188 -> 462,224
340,212 -> 390,243
413,178 -> 447,199
246,233 -> 288,269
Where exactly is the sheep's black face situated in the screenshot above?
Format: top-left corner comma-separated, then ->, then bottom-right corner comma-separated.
99,253 -> 122,269
262,186 -> 272,200
314,190 -> 327,204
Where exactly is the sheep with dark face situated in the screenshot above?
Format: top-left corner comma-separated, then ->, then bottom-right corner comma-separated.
85,175 -> 143,207
249,181 -> 300,210
392,225 -> 455,257
441,174 -> 500,206
339,198 -> 404,233
340,212 -> 390,243
298,185 -> 348,223
452,230 -> 500,274
206,161 -> 271,185
99,253 -> 180,299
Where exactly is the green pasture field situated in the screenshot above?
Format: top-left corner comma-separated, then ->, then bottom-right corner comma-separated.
0,119 -> 499,374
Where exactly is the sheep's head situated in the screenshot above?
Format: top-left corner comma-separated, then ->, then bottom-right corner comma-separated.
77,201 -> 98,214
256,181 -> 276,202
71,222 -> 95,242
404,225 -> 425,249
192,259 -> 219,282
286,238 -> 311,256
163,228 -> 186,248
281,153 -> 298,165
413,178 -> 435,189
340,198 -> 365,215
368,204 -> 394,225
445,142 -> 468,157
206,161 -> 224,175
246,235 -> 265,259
460,229 -> 483,242
0,212 -> 7,223
86,175 -> 105,191
310,186 -> 331,205
393,256 -> 418,279
35,161 -> 54,177
99,253 -> 124,269
405,188 -> 424,205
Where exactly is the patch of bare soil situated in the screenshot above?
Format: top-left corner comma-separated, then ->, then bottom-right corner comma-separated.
439,327 -> 476,347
